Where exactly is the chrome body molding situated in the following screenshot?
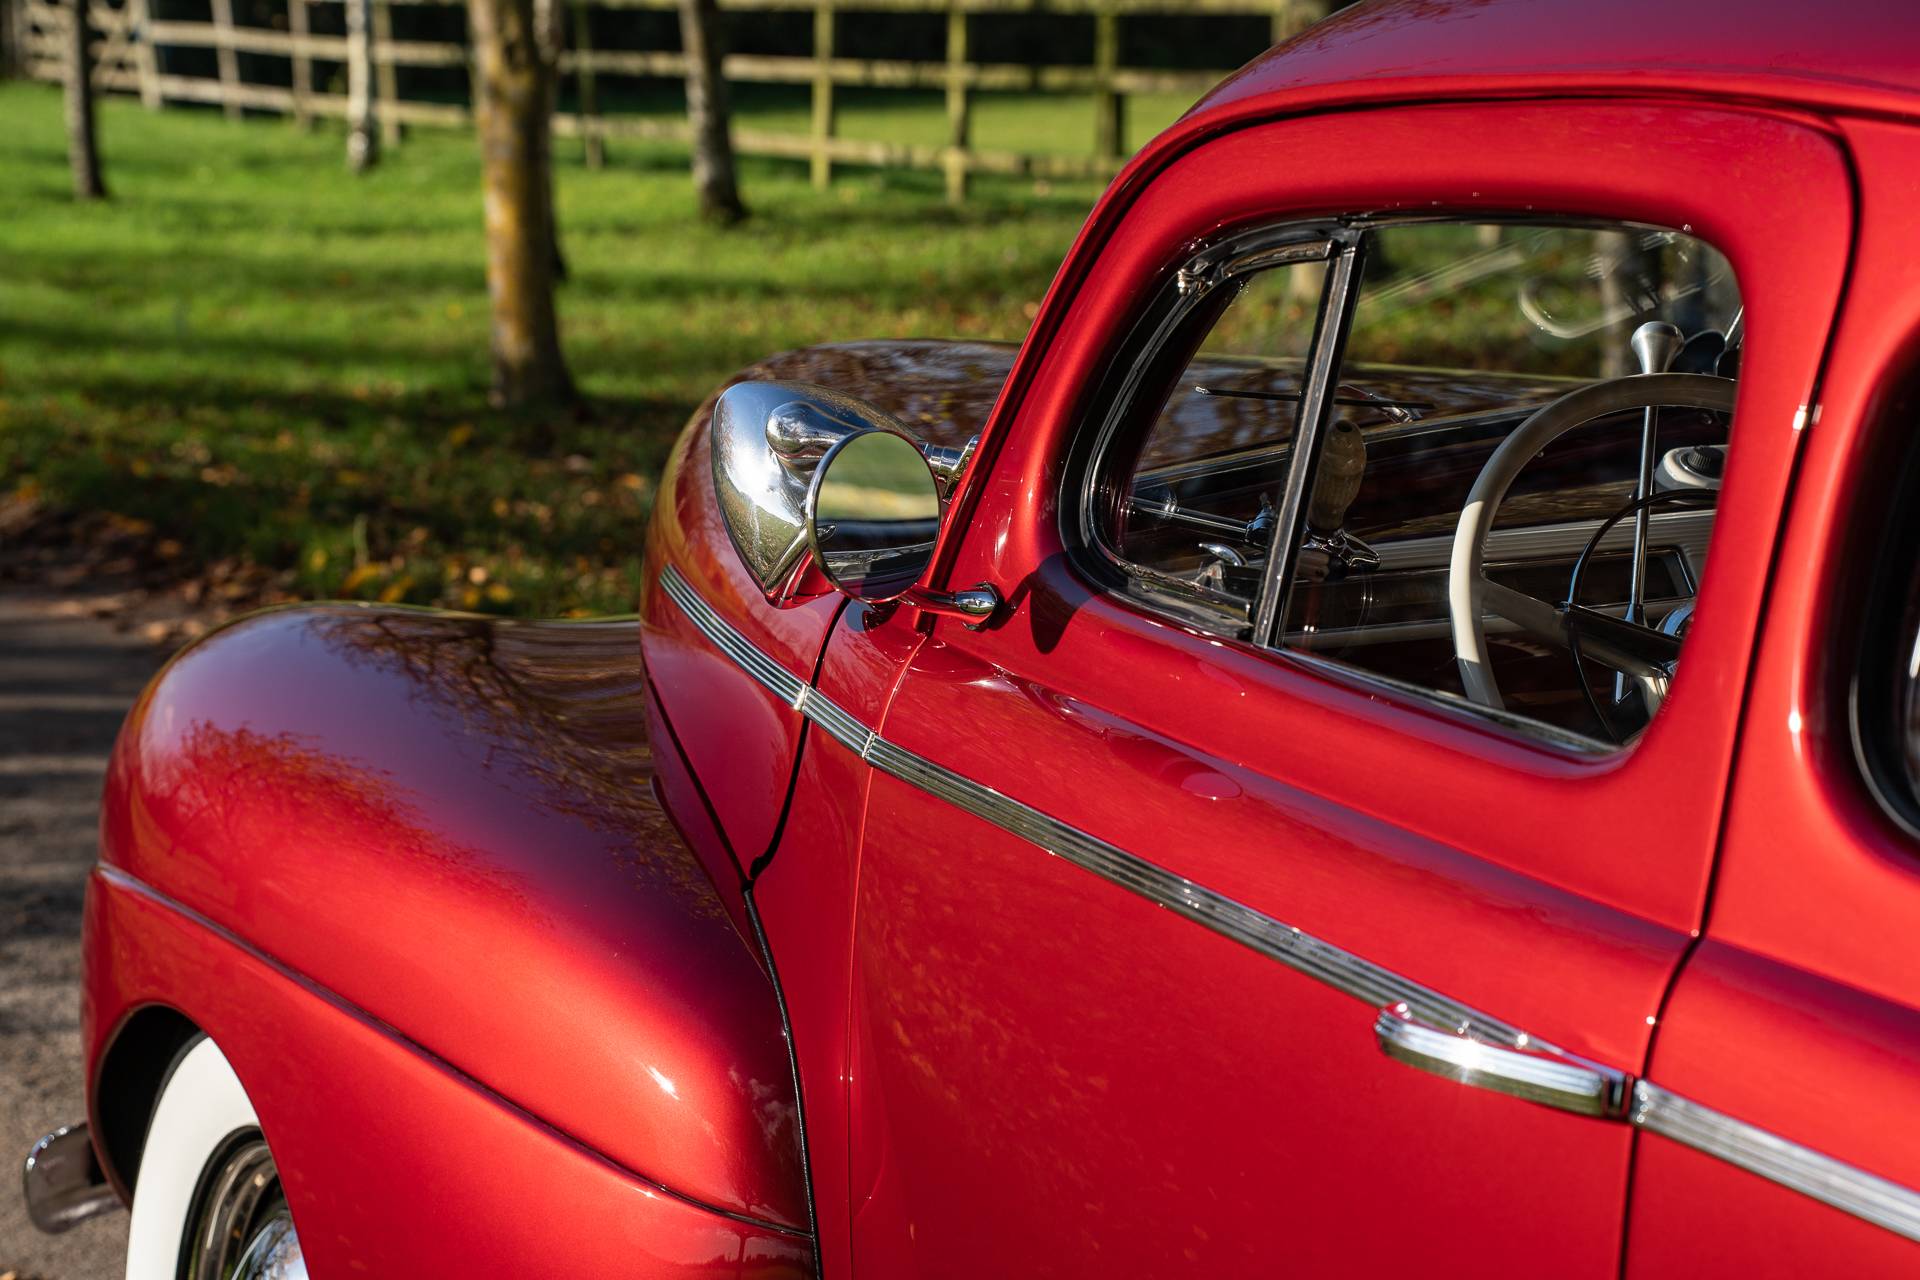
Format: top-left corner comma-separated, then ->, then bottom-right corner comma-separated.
659,562 -> 1920,1246
1632,1083 -> 1920,1244
661,563 -> 1532,1051
660,566 -> 809,709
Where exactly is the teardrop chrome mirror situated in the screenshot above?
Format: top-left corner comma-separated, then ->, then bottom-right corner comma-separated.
710,380 -> 976,604
805,431 -> 942,603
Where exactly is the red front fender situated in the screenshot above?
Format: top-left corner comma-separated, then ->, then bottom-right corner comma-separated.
89,605 -> 811,1246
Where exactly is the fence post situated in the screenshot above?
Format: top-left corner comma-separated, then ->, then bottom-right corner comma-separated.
346,0 -> 378,169
287,0 -> 311,127
372,0 -> 401,145
571,0 -> 602,168
943,3 -> 968,203
1092,7 -> 1122,163
128,0 -> 160,107
809,0 -> 833,190
209,0 -> 240,118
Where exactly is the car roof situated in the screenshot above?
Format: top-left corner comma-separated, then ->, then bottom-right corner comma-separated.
957,0 -> 1909,532
1187,0 -> 1920,132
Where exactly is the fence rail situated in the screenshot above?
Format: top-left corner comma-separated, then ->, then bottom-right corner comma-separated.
7,0 -> 1327,197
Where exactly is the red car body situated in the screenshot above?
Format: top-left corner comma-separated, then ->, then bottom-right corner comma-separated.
55,1 -> 1920,1275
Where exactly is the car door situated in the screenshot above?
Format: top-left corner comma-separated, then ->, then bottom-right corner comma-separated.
837,101 -> 1852,1276
1623,117 -> 1920,1277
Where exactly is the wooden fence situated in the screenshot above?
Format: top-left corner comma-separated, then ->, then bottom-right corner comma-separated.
5,0 -> 1328,198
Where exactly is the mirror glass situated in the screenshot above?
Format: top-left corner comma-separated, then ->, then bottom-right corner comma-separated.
807,431 -> 942,602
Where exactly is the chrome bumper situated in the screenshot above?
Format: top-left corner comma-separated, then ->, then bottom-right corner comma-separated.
22,1123 -> 120,1233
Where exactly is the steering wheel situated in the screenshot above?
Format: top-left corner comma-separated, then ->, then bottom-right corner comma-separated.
1448,372 -> 1738,712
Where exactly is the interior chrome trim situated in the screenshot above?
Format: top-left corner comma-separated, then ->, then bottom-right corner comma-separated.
1372,508 -> 1714,573
661,564 -> 1920,1248
1632,1083 -> 1920,1244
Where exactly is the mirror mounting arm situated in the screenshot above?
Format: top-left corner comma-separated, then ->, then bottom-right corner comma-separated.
903,584 -> 1002,630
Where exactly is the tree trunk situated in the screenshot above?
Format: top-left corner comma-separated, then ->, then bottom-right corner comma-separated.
678,0 -> 745,224
346,0 -> 379,171
63,0 -> 106,200
533,0 -> 567,283
468,0 -> 573,408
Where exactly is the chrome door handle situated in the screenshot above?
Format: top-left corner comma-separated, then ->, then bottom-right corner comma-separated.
1374,1002 -> 1630,1119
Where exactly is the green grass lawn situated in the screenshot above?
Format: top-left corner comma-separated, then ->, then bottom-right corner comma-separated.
718,84 -> 1195,155
0,81 -> 1110,615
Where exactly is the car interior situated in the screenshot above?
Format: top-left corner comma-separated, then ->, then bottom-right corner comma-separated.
1087,220 -> 1742,747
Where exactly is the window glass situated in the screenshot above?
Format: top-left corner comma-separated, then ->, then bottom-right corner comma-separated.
1102,257 -> 1327,627
1090,220 -> 1741,748
1279,223 -> 1739,744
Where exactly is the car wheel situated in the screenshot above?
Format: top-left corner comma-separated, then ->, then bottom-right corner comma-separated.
124,1037 -> 307,1280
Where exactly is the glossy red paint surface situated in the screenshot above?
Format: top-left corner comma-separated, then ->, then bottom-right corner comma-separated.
1629,943 -> 1920,1277
1624,118 -> 1920,1275
640,342 -> 1007,870
948,97 -> 1848,925
837,67 -> 1863,1280
642,400 -> 840,869
1201,0 -> 1920,124
84,872 -> 813,1277
752,602 -> 925,1280
72,2 -> 1920,1273
96,606 -> 808,1233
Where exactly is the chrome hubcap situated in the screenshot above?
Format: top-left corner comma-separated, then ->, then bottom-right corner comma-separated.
186,1136 -> 306,1280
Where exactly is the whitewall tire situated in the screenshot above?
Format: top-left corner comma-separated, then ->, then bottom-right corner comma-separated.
124,1037 -> 307,1280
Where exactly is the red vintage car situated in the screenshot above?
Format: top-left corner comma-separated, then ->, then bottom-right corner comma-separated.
23,0 -> 1920,1275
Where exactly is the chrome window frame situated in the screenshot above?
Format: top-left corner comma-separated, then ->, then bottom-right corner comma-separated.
1062,213 -> 1740,754
1064,221 -> 1349,639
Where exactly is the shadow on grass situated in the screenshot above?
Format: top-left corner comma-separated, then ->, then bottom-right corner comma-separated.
5,240 -> 1062,326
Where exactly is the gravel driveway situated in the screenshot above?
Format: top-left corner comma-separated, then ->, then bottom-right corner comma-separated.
0,589 -> 158,1276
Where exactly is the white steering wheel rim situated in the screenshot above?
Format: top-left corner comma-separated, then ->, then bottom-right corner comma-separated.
1448,372 -> 1738,710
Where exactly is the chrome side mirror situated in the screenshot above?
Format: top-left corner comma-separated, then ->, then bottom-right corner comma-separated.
711,382 -> 990,620
805,431 -> 941,602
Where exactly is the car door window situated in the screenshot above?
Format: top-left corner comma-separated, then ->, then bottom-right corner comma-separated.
1080,219 -> 1742,748
1099,253 -> 1328,627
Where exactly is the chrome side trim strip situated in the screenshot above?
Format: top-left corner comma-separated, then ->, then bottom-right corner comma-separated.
662,567 -> 1920,1246
1632,1083 -> 1920,1244
863,727 -> 1530,1046
662,565 -> 1528,1048
660,566 -> 807,709
795,686 -> 874,758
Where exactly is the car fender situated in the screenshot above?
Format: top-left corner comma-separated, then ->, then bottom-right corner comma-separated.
91,604 -> 810,1235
